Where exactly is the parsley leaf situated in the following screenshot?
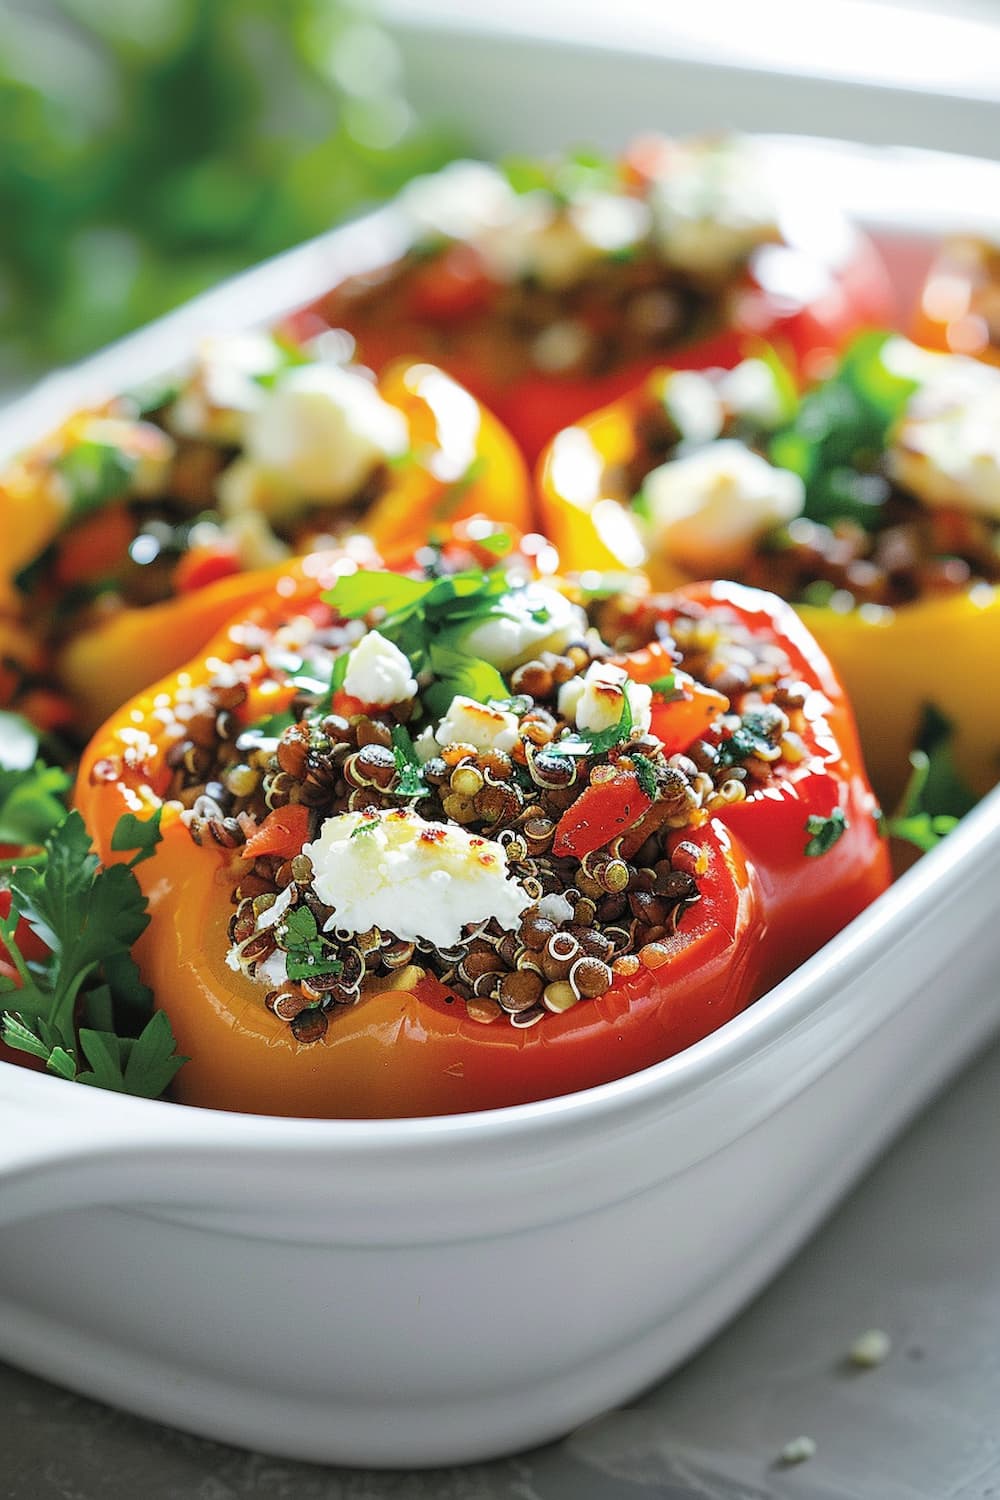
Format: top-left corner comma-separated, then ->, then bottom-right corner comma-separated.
885,706 -> 977,853
351,818 -> 380,838
391,725 -> 428,799
55,439 -> 137,522
279,905 -> 343,983
804,807 -> 848,857
631,754 -> 659,801
0,810 -> 183,1098
0,716 -> 71,849
110,807 -> 163,867
649,673 -> 677,698
551,691 -> 634,757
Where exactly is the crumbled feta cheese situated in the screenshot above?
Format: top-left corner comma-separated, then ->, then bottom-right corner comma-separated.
454,583 -> 587,671
848,1328 -> 892,1368
648,137 -> 778,280
168,333 -> 283,445
343,630 -> 417,706
559,661 -> 652,736
242,363 -> 409,510
256,886 -> 294,931
717,357 -> 790,429
536,891 -> 575,925
641,439 -> 804,574
663,371 -> 725,446
480,190 -> 649,290
890,358 -> 1000,519
413,726 -> 439,764
304,808 -> 532,950
398,160 -> 519,245
435,695 -> 519,754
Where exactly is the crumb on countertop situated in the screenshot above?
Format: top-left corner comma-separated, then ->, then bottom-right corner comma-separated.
849,1328 -> 893,1368
778,1434 -> 817,1466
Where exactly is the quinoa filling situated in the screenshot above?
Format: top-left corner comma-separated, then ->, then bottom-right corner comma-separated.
611,349 -> 1000,610
141,566 -> 813,1043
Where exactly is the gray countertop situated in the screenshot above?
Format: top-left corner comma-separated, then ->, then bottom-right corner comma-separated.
3,1036 -> 1000,1500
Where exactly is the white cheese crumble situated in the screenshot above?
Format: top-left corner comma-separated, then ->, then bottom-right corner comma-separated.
304,808 -> 532,950
890,357 -> 1000,520
479,190 -> 650,290
648,137 -> 778,281
558,661 -> 653,737
640,439 -> 804,574
236,363 -> 409,515
167,333 -> 284,445
435,695 -> 519,754
398,159 -> 519,245
663,371 -> 725,446
453,583 -> 588,671
342,629 -> 417,706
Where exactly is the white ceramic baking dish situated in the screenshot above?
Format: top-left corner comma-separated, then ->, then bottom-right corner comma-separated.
1,136 -> 999,1469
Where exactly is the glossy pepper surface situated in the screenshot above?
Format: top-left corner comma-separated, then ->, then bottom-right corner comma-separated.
536,346 -> 1000,805
286,137 -> 893,462
76,555 -> 889,1120
2,358 -> 531,734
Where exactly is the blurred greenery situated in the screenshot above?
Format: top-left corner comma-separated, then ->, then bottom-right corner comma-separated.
0,0 -> 459,384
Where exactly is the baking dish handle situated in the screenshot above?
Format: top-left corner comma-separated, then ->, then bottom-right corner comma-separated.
0,1072 -> 209,1228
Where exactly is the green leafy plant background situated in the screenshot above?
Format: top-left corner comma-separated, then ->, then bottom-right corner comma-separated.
0,0 -> 459,386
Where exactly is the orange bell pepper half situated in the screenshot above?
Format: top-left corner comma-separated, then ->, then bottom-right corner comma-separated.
74,560 -> 889,1119
2,358 -> 530,736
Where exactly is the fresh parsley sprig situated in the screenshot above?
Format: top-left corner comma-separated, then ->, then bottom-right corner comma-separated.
885,706 -> 978,853
324,564 -> 518,716
0,810 -> 185,1099
0,712 -> 72,854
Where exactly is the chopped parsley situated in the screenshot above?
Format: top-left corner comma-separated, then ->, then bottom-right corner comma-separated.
0,714 -> 71,851
55,438 -> 138,522
551,691 -> 634,757
804,807 -> 848,857
885,706 -> 977,853
717,708 -> 780,768
0,809 -> 185,1098
324,563 -> 519,716
351,818 -> 381,838
390,725 -> 428,799
279,905 -> 343,982
649,673 -> 677,698
631,753 -> 659,801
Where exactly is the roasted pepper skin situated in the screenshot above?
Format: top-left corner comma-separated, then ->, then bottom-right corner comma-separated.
288,224 -> 892,463
4,361 -> 531,735
75,565 -> 889,1119
537,381 -> 1000,805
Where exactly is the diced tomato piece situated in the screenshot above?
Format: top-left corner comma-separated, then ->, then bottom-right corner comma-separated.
173,541 -> 243,595
242,803 -> 311,860
553,770 -> 653,859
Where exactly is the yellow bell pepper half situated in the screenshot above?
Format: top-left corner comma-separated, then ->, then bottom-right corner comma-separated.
536,374 -> 1000,807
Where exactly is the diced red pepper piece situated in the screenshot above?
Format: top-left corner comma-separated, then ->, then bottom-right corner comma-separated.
553,769 -> 654,859
650,675 -> 729,757
173,541 -> 243,595
242,803 -> 311,860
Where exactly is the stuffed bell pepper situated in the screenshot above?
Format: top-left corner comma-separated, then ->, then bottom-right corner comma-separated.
537,333 -> 1000,804
2,333 -> 530,732
75,545 -> 889,1118
287,134 -> 893,461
